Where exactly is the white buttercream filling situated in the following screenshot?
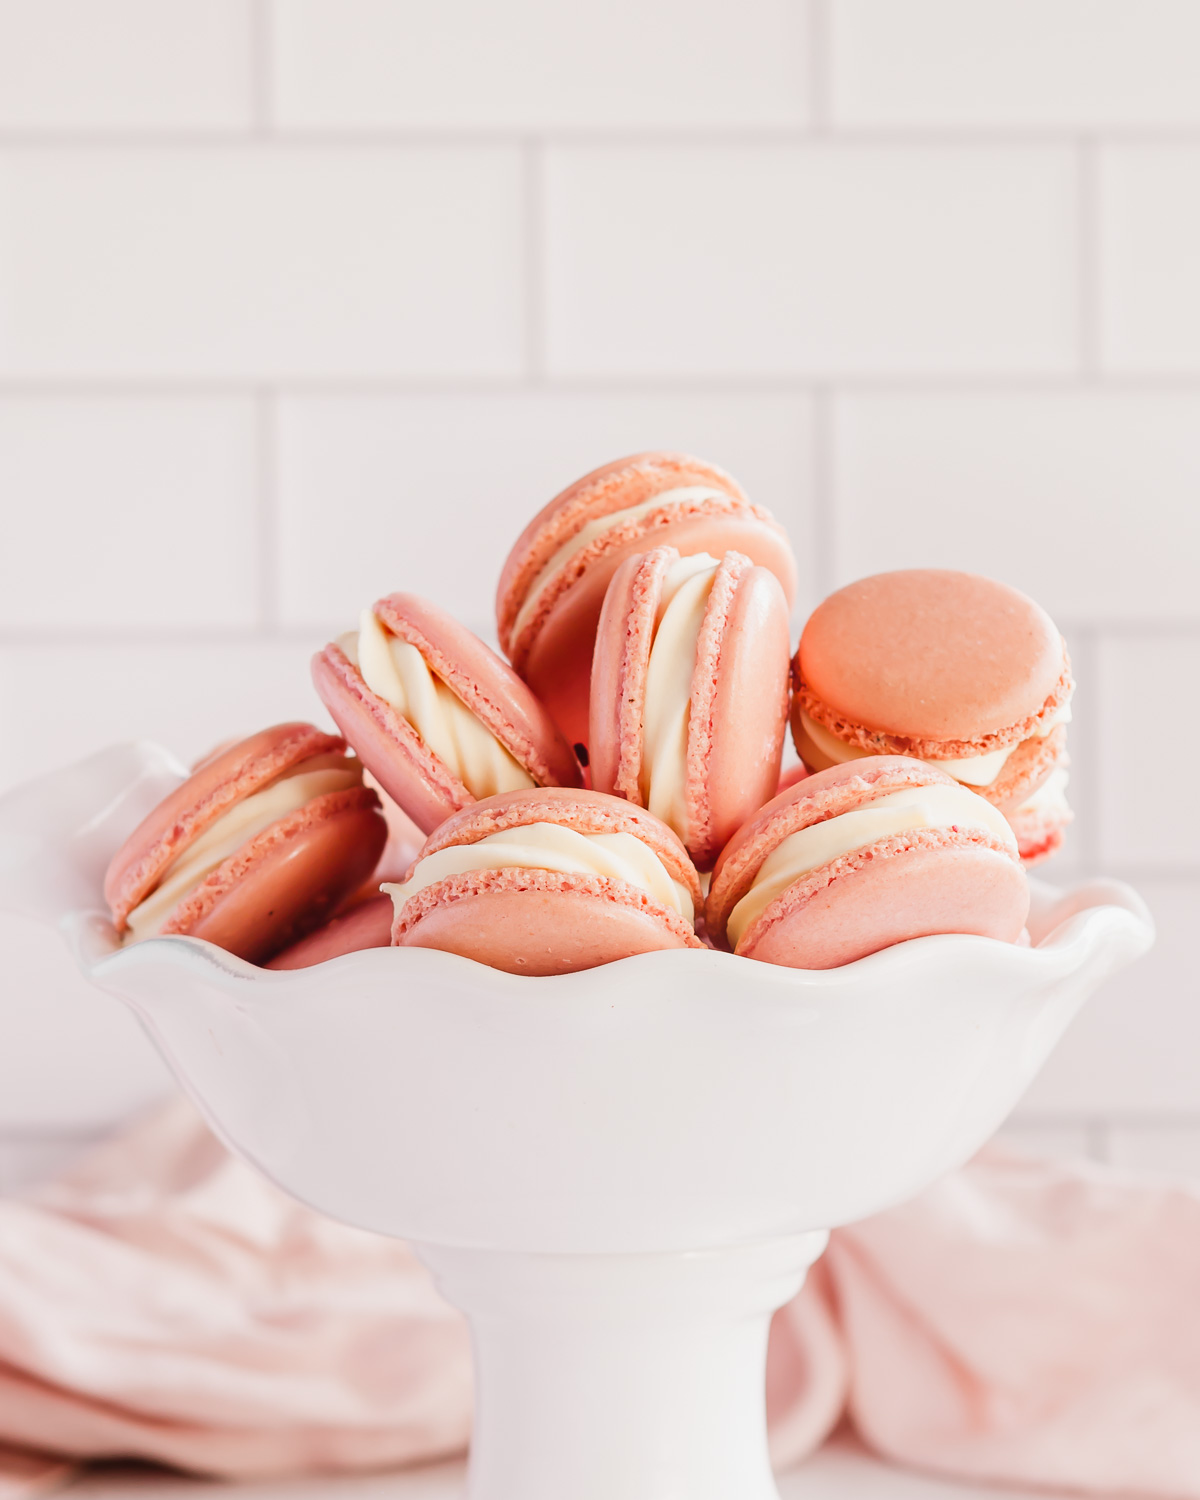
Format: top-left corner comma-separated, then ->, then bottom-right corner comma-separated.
798,695 -> 1073,788
726,783 -> 1017,950
1013,767 -> 1070,817
348,609 -> 534,799
383,821 -> 693,925
124,753 -> 362,944
511,485 -> 731,641
640,553 -> 720,842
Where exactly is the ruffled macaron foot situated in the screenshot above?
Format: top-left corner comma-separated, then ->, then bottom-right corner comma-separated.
384,787 -> 704,976
497,451 -> 798,749
706,758 -> 1029,970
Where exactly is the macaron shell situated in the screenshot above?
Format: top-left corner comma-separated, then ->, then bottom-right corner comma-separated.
516,509 -> 798,751
417,785 -> 702,908
393,868 -> 703,976
1008,799 -> 1073,867
312,643 -> 474,835
266,892 -> 394,970
496,451 -> 747,654
161,786 -> 388,965
589,546 -> 676,807
688,559 -> 790,869
105,721 -> 346,929
374,593 -> 581,790
979,725 -> 1068,813
738,829 -> 1030,970
706,756 -> 962,941
798,570 -> 1070,754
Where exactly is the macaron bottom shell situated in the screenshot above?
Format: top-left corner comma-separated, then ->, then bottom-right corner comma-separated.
392,867 -> 704,976
266,891 -> 394,970
161,788 -> 387,966
736,829 -> 1030,971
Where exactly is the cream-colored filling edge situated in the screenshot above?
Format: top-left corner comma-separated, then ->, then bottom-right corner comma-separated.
384,822 -> 694,926
640,553 -> 720,843
511,485 -> 731,641
1013,767 -> 1070,817
799,693 -> 1073,788
345,609 -> 535,799
726,783 -> 1017,949
124,754 -> 362,944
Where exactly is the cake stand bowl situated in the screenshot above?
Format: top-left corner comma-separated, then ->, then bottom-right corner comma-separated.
1,744 -> 1155,1500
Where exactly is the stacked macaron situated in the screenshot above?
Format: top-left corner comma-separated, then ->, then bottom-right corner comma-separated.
104,449 -> 1081,976
790,570 -> 1073,864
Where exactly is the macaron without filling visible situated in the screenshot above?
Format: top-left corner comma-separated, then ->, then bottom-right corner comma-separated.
496,452 -> 799,749
384,787 -> 704,975
792,570 -> 1073,862
104,722 -> 387,965
706,757 -> 1029,970
313,592 -> 581,837
266,891 -> 394,970
590,546 -> 790,870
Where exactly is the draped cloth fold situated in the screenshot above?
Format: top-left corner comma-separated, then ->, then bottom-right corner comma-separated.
2,1102 -> 1198,1496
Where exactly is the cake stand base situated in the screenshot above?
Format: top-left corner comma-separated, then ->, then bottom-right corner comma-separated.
419,1231 -> 828,1500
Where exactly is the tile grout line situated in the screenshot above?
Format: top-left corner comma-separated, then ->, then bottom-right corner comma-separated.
522,139 -> 547,384
1067,624 -> 1103,875
2,126 -> 1200,149
255,389 -> 279,630
9,374 -> 1200,397
1076,137 -> 1101,375
807,0 -> 831,133
249,0 -> 274,136
810,385 -> 835,598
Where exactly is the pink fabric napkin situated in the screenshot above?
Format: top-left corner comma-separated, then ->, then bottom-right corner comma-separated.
2,1101 -> 1198,1496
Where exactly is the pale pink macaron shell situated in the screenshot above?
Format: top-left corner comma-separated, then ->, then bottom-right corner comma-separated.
105,721 -> 347,930
705,757 -> 1028,970
590,546 -> 790,870
796,569 -> 1073,760
1008,798 -> 1073,867
496,451 -> 749,653
312,593 -> 582,837
392,786 -> 703,976
161,785 -> 387,966
266,891 -> 394,970
497,451 -> 798,751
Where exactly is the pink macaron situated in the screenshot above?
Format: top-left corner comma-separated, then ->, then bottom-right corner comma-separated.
496,452 -> 798,750
384,786 -> 704,976
589,545 -> 791,870
312,592 -> 582,837
792,570 -> 1074,864
705,757 -> 1029,970
266,891 -> 394,970
104,722 -> 388,966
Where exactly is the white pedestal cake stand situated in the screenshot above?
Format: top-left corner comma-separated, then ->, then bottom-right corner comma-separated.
0,745 -> 1154,1500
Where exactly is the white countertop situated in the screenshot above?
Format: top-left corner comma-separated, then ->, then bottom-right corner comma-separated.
65,1435 -> 1055,1499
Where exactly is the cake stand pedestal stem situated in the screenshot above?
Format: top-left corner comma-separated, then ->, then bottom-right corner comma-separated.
419,1230 -> 827,1500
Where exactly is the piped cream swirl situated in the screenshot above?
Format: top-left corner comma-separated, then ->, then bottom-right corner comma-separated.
384,822 -> 693,924
798,694 -> 1073,788
345,609 -> 534,799
727,782 -> 1016,950
124,753 -> 362,944
640,553 -> 720,842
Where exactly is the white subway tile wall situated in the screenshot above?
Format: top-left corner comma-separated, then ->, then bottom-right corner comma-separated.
0,1 -> 1196,1177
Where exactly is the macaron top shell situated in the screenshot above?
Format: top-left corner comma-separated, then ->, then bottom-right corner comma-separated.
104,721 -> 346,929
374,593 -> 582,791
706,756 -> 989,940
797,570 -> 1071,756
497,452 -> 747,652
